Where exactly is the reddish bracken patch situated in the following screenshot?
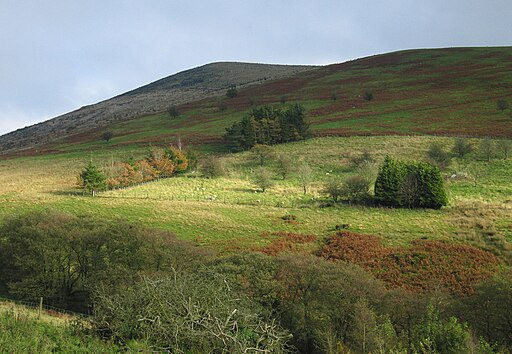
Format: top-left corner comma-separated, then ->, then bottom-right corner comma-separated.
321,231 -> 499,295
259,232 -> 317,256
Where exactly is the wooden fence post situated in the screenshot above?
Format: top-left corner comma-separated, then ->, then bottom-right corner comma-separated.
38,297 -> 43,319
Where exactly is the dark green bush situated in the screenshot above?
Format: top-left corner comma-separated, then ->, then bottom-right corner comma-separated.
374,156 -> 447,209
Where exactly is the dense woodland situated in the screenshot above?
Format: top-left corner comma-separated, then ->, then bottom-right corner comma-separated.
0,211 -> 511,353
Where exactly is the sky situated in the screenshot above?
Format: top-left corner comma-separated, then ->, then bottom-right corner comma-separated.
1,0 -> 511,136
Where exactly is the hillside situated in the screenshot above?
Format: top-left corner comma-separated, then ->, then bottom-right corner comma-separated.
2,46 -> 511,157
0,62 -> 314,155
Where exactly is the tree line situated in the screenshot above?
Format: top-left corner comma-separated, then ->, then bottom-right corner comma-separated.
77,145 -> 191,193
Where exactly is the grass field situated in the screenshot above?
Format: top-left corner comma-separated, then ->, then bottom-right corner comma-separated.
1,136 -> 511,257
0,301 -> 120,353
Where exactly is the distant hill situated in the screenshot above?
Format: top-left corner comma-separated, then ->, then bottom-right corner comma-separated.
0,62 -> 315,154
2,47 -> 512,156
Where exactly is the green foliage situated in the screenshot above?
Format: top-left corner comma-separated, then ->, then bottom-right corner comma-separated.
77,161 -> 107,193
276,153 -> 294,180
480,139 -> 496,162
415,304 -> 471,354
251,144 -> 274,166
168,105 -> 180,118
200,155 -> 226,178
0,211 -> 206,312
252,167 -> 274,192
165,145 -> 189,173
91,274 -> 290,353
296,161 -> 313,194
496,139 -> 512,159
323,176 -> 344,201
224,104 -> 309,151
427,142 -> 451,170
452,137 -> 473,158
226,85 -> 238,98
458,270 -> 512,347
374,156 -> 447,209
363,91 -> 374,101
0,310 -> 119,353
101,131 -> 114,143
343,175 -> 371,202
496,99 -> 509,111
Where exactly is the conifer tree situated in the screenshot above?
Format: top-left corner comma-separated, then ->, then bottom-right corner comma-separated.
78,161 -> 107,193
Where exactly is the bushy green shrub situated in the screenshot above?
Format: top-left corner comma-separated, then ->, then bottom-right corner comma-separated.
374,156 -> 447,209
200,155 -> 226,178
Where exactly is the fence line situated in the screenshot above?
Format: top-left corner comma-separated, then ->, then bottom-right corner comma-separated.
95,191 -> 308,209
0,296 -> 89,319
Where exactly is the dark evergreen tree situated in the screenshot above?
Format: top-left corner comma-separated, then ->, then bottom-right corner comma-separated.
374,156 -> 406,207
78,161 -> 107,193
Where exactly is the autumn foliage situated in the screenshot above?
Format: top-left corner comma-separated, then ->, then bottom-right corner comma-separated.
106,145 -> 188,188
259,232 -> 317,256
321,231 -> 498,294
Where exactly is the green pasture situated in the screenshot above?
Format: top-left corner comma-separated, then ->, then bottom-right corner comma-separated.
1,135 -> 511,253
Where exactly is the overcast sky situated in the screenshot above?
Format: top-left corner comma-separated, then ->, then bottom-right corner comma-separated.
1,0 -> 511,136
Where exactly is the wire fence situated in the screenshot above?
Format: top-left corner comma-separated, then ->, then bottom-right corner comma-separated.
0,296 -> 89,319
96,191 -> 312,209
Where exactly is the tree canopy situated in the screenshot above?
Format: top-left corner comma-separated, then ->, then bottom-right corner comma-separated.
224,104 -> 309,151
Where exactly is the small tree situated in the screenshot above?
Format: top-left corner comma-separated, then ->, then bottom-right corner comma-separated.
452,138 -> 473,158
363,91 -> 374,101
463,162 -> 485,188
330,93 -> 337,102
226,86 -> 238,98
496,99 -> 509,112
101,131 -> 114,143
165,145 -> 188,173
217,99 -> 227,112
343,175 -> 370,203
296,162 -> 313,194
276,153 -> 294,180
251,144 -> 274,166
280,95 -> 287,104
78,161 -> 107,194
323,176 -> 344,202
496,139 -> 512,159
479,139 -> 495,162
168,105 -> 180,119
427,142 -> 451,170
201,156 -> 226,179
350,150 -> 375,168
253,167 -> 274,192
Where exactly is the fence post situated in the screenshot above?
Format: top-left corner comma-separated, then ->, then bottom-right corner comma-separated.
38,297 -> 43,319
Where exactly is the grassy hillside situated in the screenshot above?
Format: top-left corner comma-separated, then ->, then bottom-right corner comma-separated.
0,62 -> 314,155
1,136 -> 510,257
16,46 -> 510,157
0,301 -> 119,352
